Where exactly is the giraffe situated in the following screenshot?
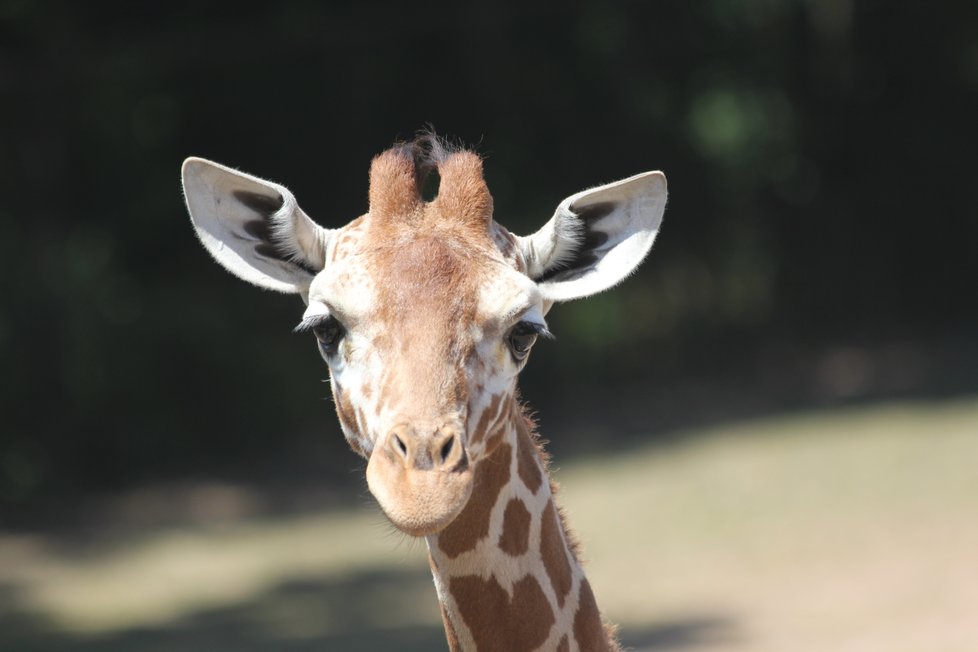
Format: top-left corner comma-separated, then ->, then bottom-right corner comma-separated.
181,135 -> 667,651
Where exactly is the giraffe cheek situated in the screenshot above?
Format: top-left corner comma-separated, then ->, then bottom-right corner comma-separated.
333,388 -> 370,458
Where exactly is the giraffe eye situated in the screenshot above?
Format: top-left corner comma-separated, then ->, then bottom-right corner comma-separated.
508,321 -> 545,361
312,316 -> 345,356
296,314 -> 346,357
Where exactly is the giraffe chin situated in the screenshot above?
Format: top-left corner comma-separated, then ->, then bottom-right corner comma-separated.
365,451 -> 474,537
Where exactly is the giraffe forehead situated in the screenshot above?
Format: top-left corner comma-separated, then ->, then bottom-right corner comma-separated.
307,256 -> 377,325
373,230 -> 540,324
475,263 -> 542,326
369,235 -> 481,332
325,226 -> 534,326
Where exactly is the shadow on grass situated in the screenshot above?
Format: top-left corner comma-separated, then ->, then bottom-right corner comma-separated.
0,567 -> 446,652
0,567 -> 737,652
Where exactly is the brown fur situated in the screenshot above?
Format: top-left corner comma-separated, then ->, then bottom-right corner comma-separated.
469,393 -> 503,445
461,400 -> 620,650
435,151 -> 493,231
368,146 -> 423,221
573,580 -> 619,652
540,500 -> 573,608
367,234 -> 478,422
450,573 -> 555,652
437,441 -> 512,558
515,417 -> 545,494
498,497 -> 532,556
367,136 -> 493,239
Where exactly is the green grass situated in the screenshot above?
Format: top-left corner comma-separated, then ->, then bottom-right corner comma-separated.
2,398 -> 977,651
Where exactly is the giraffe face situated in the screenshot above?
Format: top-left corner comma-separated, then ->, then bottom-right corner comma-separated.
302,211 -> 546,536
182,135 -> 666,539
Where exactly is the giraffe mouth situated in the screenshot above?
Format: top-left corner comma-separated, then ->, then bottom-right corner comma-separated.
365,438 -> 474,537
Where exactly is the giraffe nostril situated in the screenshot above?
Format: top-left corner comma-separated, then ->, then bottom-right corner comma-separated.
439,436 -> 455,464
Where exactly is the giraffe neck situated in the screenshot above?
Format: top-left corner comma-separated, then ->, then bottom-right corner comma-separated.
425,399 -> 617,652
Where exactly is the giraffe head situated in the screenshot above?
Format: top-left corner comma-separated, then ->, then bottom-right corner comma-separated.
182,136 -> 667,536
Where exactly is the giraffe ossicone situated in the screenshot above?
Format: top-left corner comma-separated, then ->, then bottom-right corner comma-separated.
182,136 -> 667,651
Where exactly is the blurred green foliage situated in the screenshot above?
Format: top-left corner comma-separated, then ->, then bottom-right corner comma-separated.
1,0 -> 976,506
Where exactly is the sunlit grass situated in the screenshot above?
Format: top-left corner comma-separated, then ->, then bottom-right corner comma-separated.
2,398 -> 977,651
566,399 -> 978,651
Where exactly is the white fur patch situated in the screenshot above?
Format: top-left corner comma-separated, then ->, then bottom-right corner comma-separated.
182,157 -> 333,294
517,170 -> 668,302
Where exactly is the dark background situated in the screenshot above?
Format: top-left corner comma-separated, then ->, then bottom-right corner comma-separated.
2,0 -> 977,517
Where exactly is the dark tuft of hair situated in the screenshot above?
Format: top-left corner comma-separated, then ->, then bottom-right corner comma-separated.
390,128 -> 470,195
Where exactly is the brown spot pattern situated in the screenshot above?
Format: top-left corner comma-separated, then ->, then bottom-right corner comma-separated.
498,498 -> 531,556
516,426 -> 543,493
573,580 -> 612,652
481,402 -> 513,455
469,393 -> 502,444
437,442 -> 511,558
450,573 -> 555,652
541,500 -> 573,607
483,421 -> 507,455
556,635 -> 570,652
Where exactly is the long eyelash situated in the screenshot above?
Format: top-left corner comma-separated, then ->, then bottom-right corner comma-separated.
294,315 -> 331,333
526,323 -> 555,339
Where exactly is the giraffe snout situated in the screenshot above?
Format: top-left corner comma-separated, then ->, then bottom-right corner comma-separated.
385,423 -> 468,473
366,421 -> 474,537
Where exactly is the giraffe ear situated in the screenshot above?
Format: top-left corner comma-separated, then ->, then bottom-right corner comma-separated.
182,157 -> 333,293
517,171 -> 667,302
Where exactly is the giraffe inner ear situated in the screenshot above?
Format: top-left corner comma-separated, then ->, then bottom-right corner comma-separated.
182,157 -> 333,294
517,171 -> 667,302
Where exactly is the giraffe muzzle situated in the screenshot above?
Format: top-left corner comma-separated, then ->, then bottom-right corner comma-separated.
386,423 -> 468,472
365,423 -> 474,537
